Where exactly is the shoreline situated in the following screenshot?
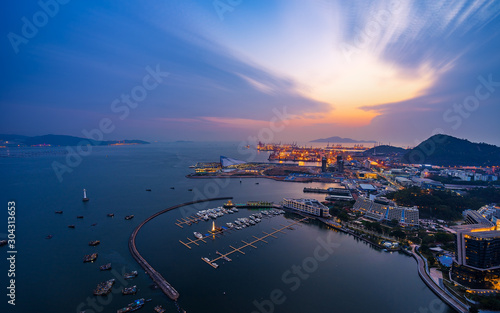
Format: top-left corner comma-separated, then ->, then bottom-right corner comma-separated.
186,174 -> 342,183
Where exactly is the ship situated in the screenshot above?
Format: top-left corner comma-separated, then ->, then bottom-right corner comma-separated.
93,279 -> 115,296
125,215 -> 134,220
193,232 -> 203,239
100,263 -> 112,271
83,253 -> 98,263
124,271 -> 138,279
89,240 -> 100,246
122,285 -> 137,295
117,298 -> 145,313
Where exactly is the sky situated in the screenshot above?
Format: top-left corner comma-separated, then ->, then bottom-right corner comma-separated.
1,0 -> 500,146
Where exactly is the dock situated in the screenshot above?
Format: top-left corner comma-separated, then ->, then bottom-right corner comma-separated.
179,228 -> 228,249
128,197 -> 232,300
202,217 -> 308,268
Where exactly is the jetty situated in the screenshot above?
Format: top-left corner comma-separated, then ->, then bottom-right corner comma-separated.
202,217 -> 308,268
128,197 -> 232,301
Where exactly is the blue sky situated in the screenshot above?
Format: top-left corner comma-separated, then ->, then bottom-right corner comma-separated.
1,0 -> 500,146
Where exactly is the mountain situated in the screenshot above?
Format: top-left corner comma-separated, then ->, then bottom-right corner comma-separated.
0,134 -> 149,147
402,134 -> 500,166
310,136 -> 376,143
363,145 -> 407,156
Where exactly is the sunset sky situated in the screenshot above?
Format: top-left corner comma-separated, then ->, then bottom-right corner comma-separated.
1,0 -> 500,146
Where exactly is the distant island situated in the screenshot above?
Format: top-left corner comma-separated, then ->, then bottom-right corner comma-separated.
310,136 -> 376,143
0,134 -> 149,147
402,134 -> 500,166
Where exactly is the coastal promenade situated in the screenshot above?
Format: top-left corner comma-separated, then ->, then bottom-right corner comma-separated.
410,246 -> 468,313
128,197 -> 233,300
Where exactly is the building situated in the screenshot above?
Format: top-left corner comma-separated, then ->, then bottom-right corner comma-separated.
283,198 -> 331,218
451,210 -> 500,289
352,197 -> 419,227
321,156 -> 327,172
336,155 -> 344,173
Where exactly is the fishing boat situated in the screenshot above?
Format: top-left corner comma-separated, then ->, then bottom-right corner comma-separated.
117,298 -> 145,313
122,285 -> 137,295
124,271 -> 138,279
100,263 -> 112,271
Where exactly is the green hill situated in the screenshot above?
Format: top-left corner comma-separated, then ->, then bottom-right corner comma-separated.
363,145 -> 407,156
402,134 -> 500,166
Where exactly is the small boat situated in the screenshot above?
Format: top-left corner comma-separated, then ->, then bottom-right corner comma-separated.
122,285 -> 137,295
194,232 -> 203,239
202,257 -> 210,263
188,189 -> 193,191
83,253 -> 98,263
0,240 -> 7,246
255,182 -> 259,184
125,215 -> 134,220
93,279 -> 115,296
77,215 -> 84,219
100,263 -> 112,271
91,223 -> 97,226
124,271 -> 138,279
154,305 -> 166,313
45,235 -> 53,239
170,187 -> 175,189
146,189 -> 151,192
55,211 -> 63,214
117,298 -> 145,313
89,240 -> 100,246
82,189 -> 89,202
68,225 -> 75,229
211,262 -> 219,268
107,213 -> 114,217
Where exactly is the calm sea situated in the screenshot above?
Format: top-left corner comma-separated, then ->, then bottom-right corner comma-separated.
0,142 -> 452,313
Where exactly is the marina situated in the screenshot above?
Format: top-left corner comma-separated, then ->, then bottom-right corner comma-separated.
201,217 -> 308,268
128,197 -> 233,301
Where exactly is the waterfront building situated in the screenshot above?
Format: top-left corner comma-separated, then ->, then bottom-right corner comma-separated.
451,210 -> 500,289
283,198 -> 331,218
352,197 -> 419,227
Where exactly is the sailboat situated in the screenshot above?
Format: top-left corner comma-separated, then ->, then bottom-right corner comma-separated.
82,189 -> 89,202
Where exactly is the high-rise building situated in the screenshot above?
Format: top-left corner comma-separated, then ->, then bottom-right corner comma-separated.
451,210 -> 500,289
336,155 -> 344,173
321,156 -> 327,172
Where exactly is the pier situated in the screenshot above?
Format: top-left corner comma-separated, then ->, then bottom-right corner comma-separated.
128,197 -> 232,301
202,217 -> 308,268
179,228 -> 227,249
